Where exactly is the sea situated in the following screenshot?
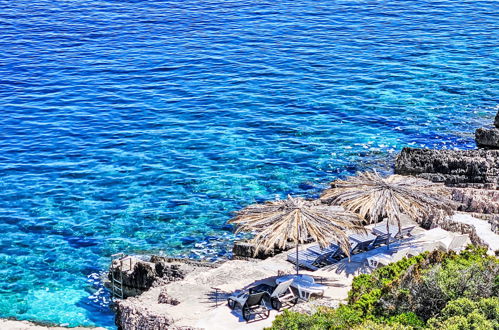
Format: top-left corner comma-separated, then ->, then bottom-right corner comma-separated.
0,0 -> 497,328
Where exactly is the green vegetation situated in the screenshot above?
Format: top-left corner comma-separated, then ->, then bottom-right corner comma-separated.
267,246 -> 499,330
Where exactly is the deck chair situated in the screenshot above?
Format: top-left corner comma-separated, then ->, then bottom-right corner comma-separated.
227,291 -> 269,322
287,248 -> 339,271
373,224 -> 416,239
275,275 -> 325,302
350,238 -> 375,254
448,234 -> 469,252
293,280 -> 326,301
266,279 -> 297,311
370,233 -> 391,249
397,225 -> 416,238
307,243 -> 339,256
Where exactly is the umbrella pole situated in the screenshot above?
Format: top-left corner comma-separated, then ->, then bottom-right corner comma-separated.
296,221 -> 300,275
296,242 -> 299,275
386,221 -> 390,250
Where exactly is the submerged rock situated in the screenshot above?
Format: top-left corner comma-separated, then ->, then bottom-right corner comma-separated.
395,147 -> 499,189
475,127 -> 499,149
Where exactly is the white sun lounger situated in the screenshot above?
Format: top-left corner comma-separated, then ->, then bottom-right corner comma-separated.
276,275 -> 326,301
366,248 -> 411,268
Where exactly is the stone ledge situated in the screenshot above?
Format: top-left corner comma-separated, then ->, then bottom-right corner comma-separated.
475,127 -> 499,149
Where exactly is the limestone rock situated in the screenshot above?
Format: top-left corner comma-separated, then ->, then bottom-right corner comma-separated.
232,240 -> 298,260
475,127 -> 499,149
158,288 -> 180,305
452,188 -> 499,214
115,298 -> 189,330
395,147 -> 499,188
109,258 -> 157,292
150,258 -> 187,281
109,257 -> 196,298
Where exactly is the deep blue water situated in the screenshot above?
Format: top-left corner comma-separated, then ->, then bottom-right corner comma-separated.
0,0 -> 497,328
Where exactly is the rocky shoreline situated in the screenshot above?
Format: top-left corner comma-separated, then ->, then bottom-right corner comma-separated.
0,319 -> 106,330
6,113 -> 498,330
108,113 -> 499,330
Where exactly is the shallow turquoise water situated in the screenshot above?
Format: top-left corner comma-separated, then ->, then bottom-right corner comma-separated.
0,0 -> 498,328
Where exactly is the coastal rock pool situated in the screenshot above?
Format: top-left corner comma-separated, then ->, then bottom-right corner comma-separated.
0,0 -> 497,328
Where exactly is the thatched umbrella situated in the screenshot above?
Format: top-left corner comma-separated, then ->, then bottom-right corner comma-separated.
228,195 -> 365,274
320,171 -> 455,243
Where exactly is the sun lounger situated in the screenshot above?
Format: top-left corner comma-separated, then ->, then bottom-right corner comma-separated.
287,247 -> 340,271
275,275 -> 325,301
227,291 -> 270,322
349,233 -> 376,253
436,233 -> 469,252
249,279 -> 297,311
307,243 -> 339,255
372,224 -> 416,238
262,279 -> 297,311
447,234 -> 469,252
370,232 -> 391,248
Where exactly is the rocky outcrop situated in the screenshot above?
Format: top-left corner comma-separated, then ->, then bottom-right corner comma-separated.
232,240 -> 309,260
157,288 -> 179,305
475,127 -> 499,149
232,240 -> 282,259
115,298 -> 196,330
110,258 -> 157,291
108,257 -> 200,298
452,188 -> 499,215
395,147 -> 499,188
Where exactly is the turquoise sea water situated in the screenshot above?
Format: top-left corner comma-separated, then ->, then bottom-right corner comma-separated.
0,0 -> 498,328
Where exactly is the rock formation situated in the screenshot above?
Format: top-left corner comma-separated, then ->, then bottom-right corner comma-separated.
157,288 -> 180,305
115,297 -> 196,330
395,147 -> 499,189
232,240 -> 290,259
475,127 -> 499,149
393,111 -> 499,246
475,111 -> 499,148
108,256 -> 207,298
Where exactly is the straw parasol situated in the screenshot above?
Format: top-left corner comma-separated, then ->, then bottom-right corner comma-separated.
321,171 -> 455,242
228,195 -> 365,274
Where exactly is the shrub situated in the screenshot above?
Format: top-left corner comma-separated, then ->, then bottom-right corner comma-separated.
267,247 -> 499,330
427,297 -> 499,330
351,320 -> 413,330
348,253 -> 426,304
375,246 -> 499,320
386,312 -> 425,328
268,309 -> 316,330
